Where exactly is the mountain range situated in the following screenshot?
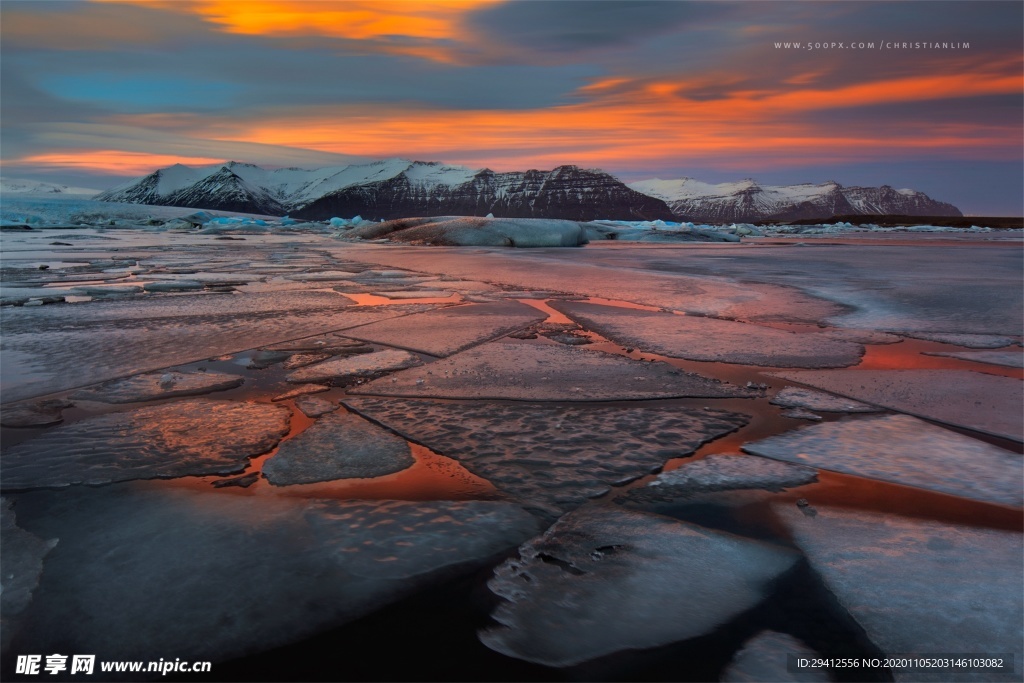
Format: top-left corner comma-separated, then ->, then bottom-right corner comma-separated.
91,160 -> 962,222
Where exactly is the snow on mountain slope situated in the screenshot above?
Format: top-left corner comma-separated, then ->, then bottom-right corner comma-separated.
629,177 -> 961,221
1,178 -> 100,195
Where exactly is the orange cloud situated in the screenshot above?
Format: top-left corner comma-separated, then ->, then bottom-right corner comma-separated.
196,62 -> 1019,171
16,151 -> 225,175
93,0 -> 498,61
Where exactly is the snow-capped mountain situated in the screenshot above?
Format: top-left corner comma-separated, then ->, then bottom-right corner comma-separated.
629,178 -> 961,222
1,178 -> 100,195
95,160 -> 674,222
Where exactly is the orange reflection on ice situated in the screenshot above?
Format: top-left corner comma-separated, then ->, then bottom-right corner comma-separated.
779,469 -> 1023,533
338,292 -> 462,306
858,339 -> 1023,380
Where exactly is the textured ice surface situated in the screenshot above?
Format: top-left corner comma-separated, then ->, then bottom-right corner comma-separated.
551,301 -> 863,368
769,369 -> 1023,442
0,398 -> 72,427
481,506 -> 798,666
622,454 -> 817,506
333,243 -> 842,322
722,631 -> 831,682
901,332 -> 1018,348
340,301 -> 546,356
263,411 -> 413,485
286,349 -> 421,384
70,370 -> 243,403
344,398 -> 747,517
776,505 -> 1023,681
1,292 -> 433,402
349,341 -> 757,401
744,414 -> 1022,506
923,350 -> 1023,368
1,400 -> 290,490
770,386 -> 881,413
293,395 -> 338,417
6,485 -> 538,663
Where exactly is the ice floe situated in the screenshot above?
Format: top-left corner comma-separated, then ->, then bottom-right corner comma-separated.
70,369 -> 243,403
339,301 -> 546,356
744,414 -> 1022,506
270,384 -> 330,402
900,332 -> 1018,348
1,399 -> 289,490
263,411 -> 412,485
345,216 -> 588,247
770,386 -> 881,413
923,350 -> 1023,368
481,506 -> 799,666
349,340 -> 758,401
293,395 -> 338,418
285,349 -> 421,384
622,454 -> 817,507
776,505 -> 1023,681
0,398 -> 73,427
7,485 -> 537,663
769,369 -> 1023,442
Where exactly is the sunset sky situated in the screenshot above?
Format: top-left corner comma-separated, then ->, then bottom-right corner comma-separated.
2,0 -> 1021,214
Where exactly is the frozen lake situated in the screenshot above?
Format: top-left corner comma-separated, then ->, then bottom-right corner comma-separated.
1,201 -> 1021,681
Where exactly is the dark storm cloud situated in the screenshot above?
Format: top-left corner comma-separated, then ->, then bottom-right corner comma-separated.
466,1 -> 738,55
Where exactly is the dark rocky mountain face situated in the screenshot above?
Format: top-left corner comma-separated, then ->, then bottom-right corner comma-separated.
291,166 -> 675,222
163,168 -> 286,216
96,167 -> 286,216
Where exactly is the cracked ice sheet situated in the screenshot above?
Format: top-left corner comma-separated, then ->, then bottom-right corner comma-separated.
339,301 -> 546,357
5,484 -> 538,663
0,295 -> 439,403
775,505 -> 1023,682
743,414 -> 1022,507
348,341 -> 757,401
1,399 -> 290,491
480,505 -> 798,667
329,243 -> 843,322
551,301 -> 863,368
343,398 -> 747,518
768,369 -> 1024,442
